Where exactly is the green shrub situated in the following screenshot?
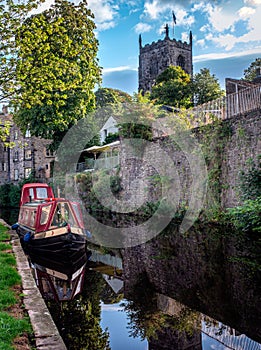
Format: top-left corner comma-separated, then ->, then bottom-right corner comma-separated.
226,197 -> 261,233
239,157 -> 261,200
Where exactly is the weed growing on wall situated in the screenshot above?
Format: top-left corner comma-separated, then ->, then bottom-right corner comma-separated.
197,117 -> 232,212
239,156 -> 261,200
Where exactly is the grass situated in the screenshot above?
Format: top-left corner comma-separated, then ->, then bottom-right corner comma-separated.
0,222 -> 33,349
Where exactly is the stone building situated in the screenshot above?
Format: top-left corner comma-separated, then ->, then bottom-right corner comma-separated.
138,24 -> 193,93
0,106 -> 55,185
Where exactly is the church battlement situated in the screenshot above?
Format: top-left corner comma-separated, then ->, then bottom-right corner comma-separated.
141,37 -> 191,52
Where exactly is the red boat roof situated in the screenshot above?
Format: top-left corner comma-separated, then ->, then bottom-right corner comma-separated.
20,183 -> 54,206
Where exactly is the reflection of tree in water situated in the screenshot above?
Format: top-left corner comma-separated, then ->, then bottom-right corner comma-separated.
47,269 -> 110,350
100,282 -> 123,305
123,272 -> 201,349
122,272 -> 166,340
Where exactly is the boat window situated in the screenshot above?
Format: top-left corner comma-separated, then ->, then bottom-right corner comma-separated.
28,210 -> 36,227
52,202 -> 77,227
29,188 -> 34,200
36,187 -> 48,199
71,202 -> 82,225
40,204 -> 52,225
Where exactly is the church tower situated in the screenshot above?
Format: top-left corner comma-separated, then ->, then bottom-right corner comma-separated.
138,24 -> 193,93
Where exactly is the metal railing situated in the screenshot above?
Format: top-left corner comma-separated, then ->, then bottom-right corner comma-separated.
76,155 -> 119,172
191,85 -> 261,125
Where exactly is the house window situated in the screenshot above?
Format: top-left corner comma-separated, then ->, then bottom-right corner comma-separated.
2,163 -> 7,171
3,146 -> 8,152
25,168 -> 32,179
14,150 -> 19,162
104,129 -> 107,139
45,148 -> 54,157
14,169 -> 19,180
177,55 -> 185,70
25,129 -> 31,138
24,149 -> 32,160
14,130 -> 18,140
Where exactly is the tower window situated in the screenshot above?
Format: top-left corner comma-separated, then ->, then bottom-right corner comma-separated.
177,55 -> 185,70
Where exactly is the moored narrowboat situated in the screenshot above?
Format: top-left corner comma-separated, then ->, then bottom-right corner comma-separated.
12,183 -> 89,261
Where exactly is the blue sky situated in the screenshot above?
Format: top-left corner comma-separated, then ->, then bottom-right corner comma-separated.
36,0 -> 261,94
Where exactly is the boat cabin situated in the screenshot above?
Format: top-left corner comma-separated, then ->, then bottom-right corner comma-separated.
18,183 -> 84,233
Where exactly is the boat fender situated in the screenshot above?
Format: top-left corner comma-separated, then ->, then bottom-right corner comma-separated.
84,229 -> 92,238
24,232 -> 31,242
11,223 -> 19,230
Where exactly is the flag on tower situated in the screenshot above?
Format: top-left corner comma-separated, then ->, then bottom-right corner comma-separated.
172,11 -> 176,24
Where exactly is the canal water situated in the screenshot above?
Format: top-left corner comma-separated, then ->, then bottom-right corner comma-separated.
2,209 -> 261,349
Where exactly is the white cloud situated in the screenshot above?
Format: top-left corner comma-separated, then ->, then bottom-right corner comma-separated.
175,8 -> 195,26
144,0 -> 159,19
30,0 -> 54,14
197,39 -> 206,47
200,2 -> 261,51
244,0 -> 261,6
238,6 -> 256,19
88,0 -> 119,31
204,3 -> 238,32
102,66 -> 137,74
143,0 -> 195,26
30,0 -> 119,31
194,47 -> 261,62
181,32 -> 189,42
134,22 -> 152,34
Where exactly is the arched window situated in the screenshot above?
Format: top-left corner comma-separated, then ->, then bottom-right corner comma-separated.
150,59 -> 158,77
177,55 -> 185,70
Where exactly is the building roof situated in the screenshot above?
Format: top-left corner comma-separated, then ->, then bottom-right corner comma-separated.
82,140 -> 120,153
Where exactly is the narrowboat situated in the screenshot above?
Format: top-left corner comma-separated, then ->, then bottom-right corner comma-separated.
12,183 -> 90,262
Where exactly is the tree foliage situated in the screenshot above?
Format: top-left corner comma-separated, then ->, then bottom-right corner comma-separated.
243,58 -> 261,81
95,87 -> 132,108
13,0 -> 101,145
193,68 -> 224,106
0,0 -> 44,103
150,66 -> 192,108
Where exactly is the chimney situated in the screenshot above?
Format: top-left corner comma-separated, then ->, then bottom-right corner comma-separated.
2,105 -> 8,115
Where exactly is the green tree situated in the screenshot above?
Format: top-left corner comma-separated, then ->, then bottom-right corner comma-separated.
243,58 -> 261,81
95,87 -> 132,108
193,68 -> 224,106
0,0 -> 44,103
150,66 -> 192,108
13,0 -> 101,147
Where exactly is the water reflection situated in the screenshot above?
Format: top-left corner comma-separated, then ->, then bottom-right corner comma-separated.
29,257 -> 86,302
12,214 -> 260,350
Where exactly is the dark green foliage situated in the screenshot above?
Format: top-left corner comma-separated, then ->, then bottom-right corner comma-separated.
103,132 -> 119,145
243,58 -> 261,81
0,184 -> 11,207
150,65 -> 192,108
193,68 -> 224,105
239,157 -> 261,200
226,198 -> 261,233
95,87 -> 132,108
0,173 -> 38,208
